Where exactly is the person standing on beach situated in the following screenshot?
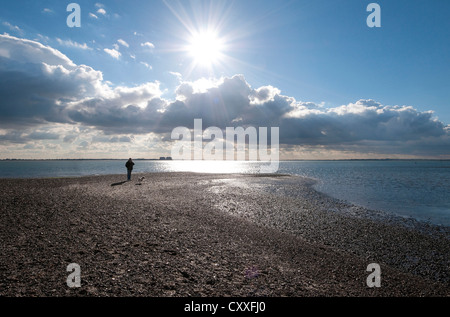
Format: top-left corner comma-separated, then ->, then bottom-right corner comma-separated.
125,158 -> 134,181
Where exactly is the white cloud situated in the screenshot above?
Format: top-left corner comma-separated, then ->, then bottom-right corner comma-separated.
250,85 -> 281,105
141,42 -> 155,49
36,34 -> 50,43
89,13 -> 99,19
140,62 -> 152,70
2,22 -> 23,35
0,33 -> 75,68
169,71 -> 182,82
56,38 -> 92,50
117,39 -> 129,48
104,48 -> 121,59
109,82 -> 162,108
97,8 -> 107,15
42,8 -> 54,14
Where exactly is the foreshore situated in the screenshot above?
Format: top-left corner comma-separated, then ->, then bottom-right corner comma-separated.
0,172 -> 448,297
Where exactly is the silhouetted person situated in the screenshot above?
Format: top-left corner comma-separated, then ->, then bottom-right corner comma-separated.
125,158 -> 134,181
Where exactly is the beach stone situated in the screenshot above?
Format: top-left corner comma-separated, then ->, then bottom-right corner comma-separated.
0,173 -> 448,297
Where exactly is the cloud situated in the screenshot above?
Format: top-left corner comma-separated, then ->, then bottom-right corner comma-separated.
280,100 -> 447,146
65,73 -> 445,142
89,13 -> 99,19
140,62 -> 152,70
0,129 -> 61,145
0,34 -> 448,158
63,135 -> 78,143
2,22 -> 24,35
42,8 -> 54,14
56,38 -> 92,50
97,8 -> 107,15
36,34 -> 50,43
104,48 -> 121,59
78,140 -> 90,149
0,34 -> 109,128
26,131 -> 60,140
117,39 -> 129,48
169,71 -> 182,81
141,42 -> 155,49
68,74 -> 449,156
250,85 -> 281,105
0,33 -> 75,67
66,82 -> 164,134
92,135 -> 134,143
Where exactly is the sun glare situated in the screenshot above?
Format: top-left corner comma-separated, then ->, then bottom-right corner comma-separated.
187,31 -> 225,67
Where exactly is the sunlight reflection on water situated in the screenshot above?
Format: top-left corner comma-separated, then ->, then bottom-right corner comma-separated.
156,160 -> 264,174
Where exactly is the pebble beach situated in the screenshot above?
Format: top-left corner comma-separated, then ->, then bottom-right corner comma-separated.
0,173 -> 448,297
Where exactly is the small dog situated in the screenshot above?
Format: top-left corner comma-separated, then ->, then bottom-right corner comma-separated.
137,176 -> 145,184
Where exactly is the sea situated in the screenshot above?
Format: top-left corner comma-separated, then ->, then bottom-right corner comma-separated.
0,159 -> 449,227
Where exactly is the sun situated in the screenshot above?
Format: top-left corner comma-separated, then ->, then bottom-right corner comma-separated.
187,30 -> 225,67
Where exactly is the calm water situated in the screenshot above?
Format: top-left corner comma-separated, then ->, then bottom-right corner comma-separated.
0,160 -> 449,226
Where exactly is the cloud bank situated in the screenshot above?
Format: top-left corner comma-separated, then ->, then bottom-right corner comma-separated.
0,34 -> 449,159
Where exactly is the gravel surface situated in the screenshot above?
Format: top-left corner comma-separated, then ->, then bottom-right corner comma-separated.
0,173 -> 448,297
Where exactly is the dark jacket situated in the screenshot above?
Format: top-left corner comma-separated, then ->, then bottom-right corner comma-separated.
125,160 -> 134,170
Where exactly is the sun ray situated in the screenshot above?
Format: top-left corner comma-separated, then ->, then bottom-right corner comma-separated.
161,0 -> 295,81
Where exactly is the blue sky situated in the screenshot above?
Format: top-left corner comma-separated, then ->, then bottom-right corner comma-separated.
0,0 -> 449,159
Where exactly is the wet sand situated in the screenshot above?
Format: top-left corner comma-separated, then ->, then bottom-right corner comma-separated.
0,173 -> 448,296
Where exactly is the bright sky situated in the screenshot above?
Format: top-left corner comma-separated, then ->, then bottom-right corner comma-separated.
0,0 -> 449,159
